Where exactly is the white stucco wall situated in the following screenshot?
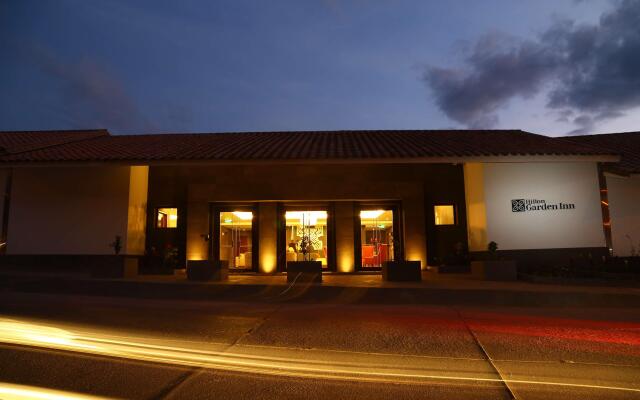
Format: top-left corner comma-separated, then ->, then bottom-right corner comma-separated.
606,173 -> 640,256
467,162 -> 606,251
7,166 -> 132,255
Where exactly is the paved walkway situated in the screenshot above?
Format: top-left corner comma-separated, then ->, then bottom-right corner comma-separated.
127,270 -> 640,296
3,268 -> 640,307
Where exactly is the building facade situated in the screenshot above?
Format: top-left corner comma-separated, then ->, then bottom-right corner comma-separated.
0,129 -> 637,274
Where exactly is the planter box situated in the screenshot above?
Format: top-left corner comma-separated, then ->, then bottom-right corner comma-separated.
91,256 -> 138,279
471,260 -> 517,281
287,261 -> 322,283
139,255 -> 174,275
382,261 -> 422,282
186,260 -> 228,282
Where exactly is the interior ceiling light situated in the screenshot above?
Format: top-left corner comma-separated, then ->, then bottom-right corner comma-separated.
360,210 -> 385,219
285,211 -> 327,220
285,211 -> 327,226
232,211 -> 253,220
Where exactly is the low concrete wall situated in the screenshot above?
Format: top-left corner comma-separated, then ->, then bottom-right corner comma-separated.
606,174 -> 640,256
471,247 -> 609,273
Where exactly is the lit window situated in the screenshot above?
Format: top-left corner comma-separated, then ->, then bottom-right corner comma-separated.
434,205 -> 455,225
285,211 -> 328,268
156,208 -> 178,228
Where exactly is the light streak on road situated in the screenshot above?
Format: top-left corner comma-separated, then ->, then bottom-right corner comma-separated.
0,382 -> 113,400
0,317 -> 639,394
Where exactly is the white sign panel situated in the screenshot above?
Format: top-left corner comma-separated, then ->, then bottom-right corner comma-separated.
482,162 -> 605,250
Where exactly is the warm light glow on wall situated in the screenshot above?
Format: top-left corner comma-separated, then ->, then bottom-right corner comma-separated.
126,165 -> 149,256
338,254 -> 354,273
463,163 -> 488,252
260,252 -> 277,274
187,252 -> 205,261
406,255 -> 424,270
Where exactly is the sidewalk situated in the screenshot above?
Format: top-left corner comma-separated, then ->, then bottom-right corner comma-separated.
2,269 -> 640,308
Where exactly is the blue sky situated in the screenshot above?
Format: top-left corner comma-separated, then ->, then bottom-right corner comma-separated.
1,0 -> 637,136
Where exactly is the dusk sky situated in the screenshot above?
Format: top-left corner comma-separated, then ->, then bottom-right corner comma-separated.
1,0 -> 639,136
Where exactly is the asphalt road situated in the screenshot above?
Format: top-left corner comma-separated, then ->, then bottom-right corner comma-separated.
0,291 -> 639,399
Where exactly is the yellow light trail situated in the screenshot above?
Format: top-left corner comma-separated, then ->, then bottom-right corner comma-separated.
0,382 -> 113,400
0,317 -> 639,394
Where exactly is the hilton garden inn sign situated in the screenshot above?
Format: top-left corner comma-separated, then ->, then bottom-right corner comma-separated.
511,199 -> 576,212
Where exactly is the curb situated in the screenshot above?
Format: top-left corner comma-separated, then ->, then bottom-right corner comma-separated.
3,275 -> 640,308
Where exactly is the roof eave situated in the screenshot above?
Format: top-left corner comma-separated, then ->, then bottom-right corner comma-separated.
0,153 -> 620,168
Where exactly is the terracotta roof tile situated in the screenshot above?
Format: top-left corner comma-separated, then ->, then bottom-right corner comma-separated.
0,129 -> 108,154
566,132 -> 640,174
0,129 -> 616,164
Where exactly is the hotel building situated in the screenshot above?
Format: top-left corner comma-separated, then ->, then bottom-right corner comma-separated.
0,129 -> 637,275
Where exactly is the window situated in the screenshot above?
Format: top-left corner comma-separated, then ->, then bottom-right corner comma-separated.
285,210 -> 328,268
359,209 -> 394,269
434,205 -> 455,225
156,208 -> 178,228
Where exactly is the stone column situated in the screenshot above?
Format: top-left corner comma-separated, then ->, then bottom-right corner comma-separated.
335,201 -> 355,273
259,202 -> 278,273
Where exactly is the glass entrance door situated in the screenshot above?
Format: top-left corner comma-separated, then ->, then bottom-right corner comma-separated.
284,210 -> 328,269
219,211 -> 254,271
359,209 -> 395,269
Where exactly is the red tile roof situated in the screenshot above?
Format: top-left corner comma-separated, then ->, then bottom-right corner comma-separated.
567,132 -> 640,174
0,129 -> 617,164
0,129 -> 108,155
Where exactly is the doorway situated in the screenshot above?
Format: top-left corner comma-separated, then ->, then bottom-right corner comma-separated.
277,203 -> 336,272
211,204 -> 259,272
355,203 -> 403,271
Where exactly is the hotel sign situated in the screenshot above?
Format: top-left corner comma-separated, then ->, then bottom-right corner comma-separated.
511,199 -> 576,212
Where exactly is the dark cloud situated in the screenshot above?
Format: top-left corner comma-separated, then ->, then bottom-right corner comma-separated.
425,0 -> 640,134
20,41 -> 153,132
425,34 -> 559,129
567,114 -> 595,135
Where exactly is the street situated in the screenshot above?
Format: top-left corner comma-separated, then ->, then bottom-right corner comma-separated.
0,291 -> 639,399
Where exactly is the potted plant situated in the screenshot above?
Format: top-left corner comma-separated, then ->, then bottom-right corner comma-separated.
382,239 -> 422,281
471,241 -> 517,281
161,244 -> 179,273
286,234 -> 322,283
110,235 -> 122,255
91,235 -> 138,278
438,241 -> 471,274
